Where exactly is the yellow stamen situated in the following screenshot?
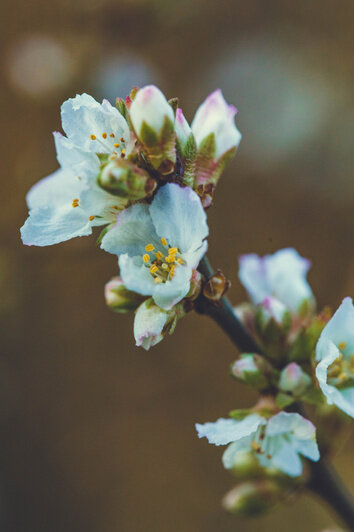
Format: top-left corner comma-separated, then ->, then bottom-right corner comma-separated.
338,341 -> 347,351
145,244 -> 155,252
90,134 -> 96,140
155,251 -> 164,260
169,265 -> 177,278
168,247 -> 178,255
176,258 -> 183,265
150,264 -> 158,274
89,215 -> 95,221
121,148 -> 126,158
109,133 -> 115,138
72,198 -> 79,208
120,137 -> 125,142
143,254 -> 150,263
113,143 -> 120,148
161,237 -> 167,246
165,255 -> 176,263
102,132 -> 107,139
154,277 -> 162,284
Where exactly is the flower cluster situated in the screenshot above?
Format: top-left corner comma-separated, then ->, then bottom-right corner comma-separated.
21,85 -> 241,347
196,248 -> 353,514
21,84 -> 353,520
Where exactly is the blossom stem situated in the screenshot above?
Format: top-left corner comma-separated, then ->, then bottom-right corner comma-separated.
197,255 -> 354,529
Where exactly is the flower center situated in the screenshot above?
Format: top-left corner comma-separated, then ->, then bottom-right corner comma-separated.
90,132 -> 126,160
142,237 -> 185,284
327,343 -> 354,388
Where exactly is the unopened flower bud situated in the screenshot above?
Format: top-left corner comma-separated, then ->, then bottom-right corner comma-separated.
98,159 -> 156,200
175,108 -> 193,152
279,362 -> 312,396
230,354 -> 273,390
105,277 -> 145,313
225,449 -> 260,478
203,270 -> 230,302
186,270 -> 202,301
259,296 -> 288,325
134,299 -> 185,350
222,480 -> 283,516
129,85 -> 176,173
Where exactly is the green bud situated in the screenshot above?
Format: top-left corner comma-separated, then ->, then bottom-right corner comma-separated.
98,159 -> 156,201
279,362 -> 312,396
104,277 -> 145,313
222,480 -> 284,516
230,354 -> 274,390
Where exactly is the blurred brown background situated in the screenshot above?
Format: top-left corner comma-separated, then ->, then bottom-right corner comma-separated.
0,0 -> 353,530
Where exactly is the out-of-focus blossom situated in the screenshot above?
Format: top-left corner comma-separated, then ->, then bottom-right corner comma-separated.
196,411 -> 319,477
101,183 -> 208,310
104,276 -> 145,313
315,297 -> 354,417
279,363 -> 311,396
239,248 -> 315,315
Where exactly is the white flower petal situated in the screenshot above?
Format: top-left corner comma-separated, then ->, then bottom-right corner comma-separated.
134,300 -> 168,350
183,241 -> 208,270
118,255 -> 156,297
21,169 -> 112,246
150,183 -> 208,254
61,93 -> 130,153
295,439 -> 320,462
54,132 -> 99,181
191,89 -> 241,159
317,297 -> 354,355
101,203 -> 159,257
152,264 -> 192,310
270,440 -> 303,477
266,412 -> 315,439
195,414 -> 264,446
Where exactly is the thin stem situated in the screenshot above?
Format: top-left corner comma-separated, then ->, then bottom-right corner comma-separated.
196,255 -> 354,530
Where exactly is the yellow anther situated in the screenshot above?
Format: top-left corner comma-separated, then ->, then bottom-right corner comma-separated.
89,215 -> 95,221
161,263 -> 169,270
143,254 -> 150,263
176,258 -> 183,265
165,255 -> 176,263
150,264 -> 158,274
145,244 -> 155,252
251,440 -> 261,452
161,237 -> 167,246
169,265 -> 177,278
113,143 -> 120,148
155,251 -> 164,261
102,132 -> 107,139
168,247 -> 178,255
109,133 -> 115,138
72,198 -> 79,208
121,148 -> 126,158
154,277 -> 162,284
90,134 -> 96,140
338,341 -> 347,351
120,137 -> 125,142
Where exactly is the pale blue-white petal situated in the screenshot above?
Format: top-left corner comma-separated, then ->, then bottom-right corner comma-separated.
195,414 -> 264,446
317,297 -> 354,355
101,204 -> 160,257
61,94 -> 130,153
152,264 -> 192,310
222,437 -> 253,469
134,300 -> 168,350
266,248 -> 314,313
119,255 -> 156,296
21,169 -> 112,246
150,183 -> 208,253
266,412 -> 315,440
238,254 -> 269,305
54,132 -> 99,181
270,440 -> 303,477
183,241 -> 208,270
294,439 -> 320,462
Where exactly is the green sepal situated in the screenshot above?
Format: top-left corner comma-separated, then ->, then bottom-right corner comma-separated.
139,121 -> 159,147
198,132 -> 216,160
168,97 -> 179,117
115,97 -> 129,121
301,387 -> 324,405
229,409 -> 252,420
181,132 -> 197,187
275,392 -> 295,409
96,224 -> 114,245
